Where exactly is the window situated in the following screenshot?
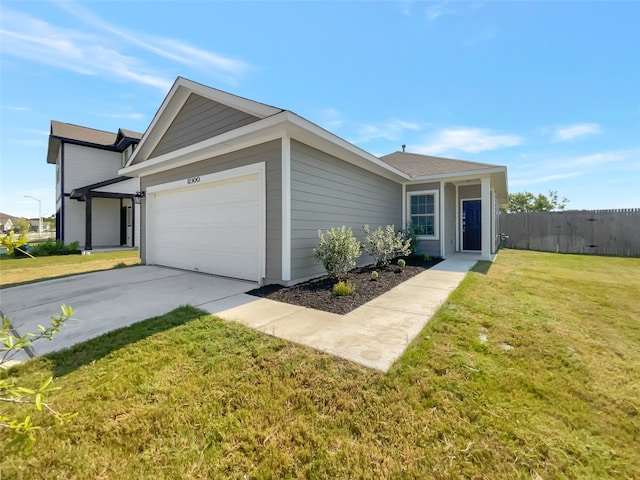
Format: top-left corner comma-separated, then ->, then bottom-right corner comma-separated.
408,191 -> 438,238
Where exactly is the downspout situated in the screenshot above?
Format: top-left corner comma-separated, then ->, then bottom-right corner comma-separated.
439,181 -> 445,257
60,142 -> 65,242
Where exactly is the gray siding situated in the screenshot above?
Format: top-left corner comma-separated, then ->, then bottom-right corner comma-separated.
150,94 -> 260,159
406,182 -> 441,257
140,140 -> 282,283
290,140 -> 402,281
459,184 -> 481,200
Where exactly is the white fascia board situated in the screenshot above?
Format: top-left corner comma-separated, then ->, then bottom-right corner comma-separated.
284,112 -> 409,182
121,109 -> 412,183
179,77 -> 281,118
406,166 -> 507,184
119,112 -> 290,177
124,81 -> 189,168
124,77 -> 281,170
281,135 -> 291,282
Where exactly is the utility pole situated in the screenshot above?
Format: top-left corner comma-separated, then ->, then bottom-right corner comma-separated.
24,195 -> 42,237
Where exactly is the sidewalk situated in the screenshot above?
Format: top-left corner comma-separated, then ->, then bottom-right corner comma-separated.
203,255 -> 480,372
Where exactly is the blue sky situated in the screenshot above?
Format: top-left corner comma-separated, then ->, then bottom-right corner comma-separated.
1,0 -> 639,218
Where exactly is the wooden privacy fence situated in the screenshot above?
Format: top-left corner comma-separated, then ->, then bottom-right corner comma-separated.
499,209 -> 640,257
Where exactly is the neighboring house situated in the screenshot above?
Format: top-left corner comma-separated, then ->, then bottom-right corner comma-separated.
47,121 -> 142,249
0,213 -> 18,233
120,77 -> 508,285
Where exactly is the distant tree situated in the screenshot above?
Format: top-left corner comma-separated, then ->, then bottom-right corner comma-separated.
502,190 -> 569,213
44,215 -> 56,231
15,219 -> 30,235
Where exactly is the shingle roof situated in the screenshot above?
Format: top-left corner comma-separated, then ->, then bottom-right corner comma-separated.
47,121 -> 144,164
50,121 -> 142,145
119,128 -> 144,140
379,151 -> 502,178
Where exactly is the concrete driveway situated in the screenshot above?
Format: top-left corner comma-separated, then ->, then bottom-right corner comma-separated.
0,266 -> 256,359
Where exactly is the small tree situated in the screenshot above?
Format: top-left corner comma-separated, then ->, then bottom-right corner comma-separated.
363,224 -> 412,266
313,226 -> 362,278
502,190 -> 569,213
0,306 -> 76,453
1,231 -> 34,258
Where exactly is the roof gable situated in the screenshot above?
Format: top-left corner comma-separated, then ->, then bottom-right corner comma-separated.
379,151 -> 502,178
127,77 -> 282,167
149,93 -> 261,159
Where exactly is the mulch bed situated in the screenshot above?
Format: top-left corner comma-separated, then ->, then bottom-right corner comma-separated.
247,256 -> 443,315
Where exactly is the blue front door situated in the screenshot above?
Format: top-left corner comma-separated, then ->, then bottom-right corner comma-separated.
462,200 -> 481,251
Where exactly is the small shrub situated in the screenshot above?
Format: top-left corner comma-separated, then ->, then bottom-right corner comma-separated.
333,280 -> 356,296
363,224 -> 412,266
397,259 -> 406,271
404,224 -> 419,256
422,252 -> 432,262
29,239 -> 81,257
314,226 -> 362,278
370,270 -> 379,281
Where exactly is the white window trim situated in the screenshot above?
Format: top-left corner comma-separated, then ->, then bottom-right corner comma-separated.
407,189 -> 439,240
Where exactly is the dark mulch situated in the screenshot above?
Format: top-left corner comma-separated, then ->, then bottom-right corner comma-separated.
247,256 -> 443,315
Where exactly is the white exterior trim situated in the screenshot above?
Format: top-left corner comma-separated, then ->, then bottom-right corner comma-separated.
401,183 -> 407,231
406,189 -> 440,241
281,134 -> 291,282
481,176 -> 491,261
125,77 -> 281,168
439,181 -> 445,257
455,184 -> 460,252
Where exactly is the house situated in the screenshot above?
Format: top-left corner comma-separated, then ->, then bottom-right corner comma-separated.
0,213 -> 18,233
47,121 -> 143,250
120,77 -> 507,285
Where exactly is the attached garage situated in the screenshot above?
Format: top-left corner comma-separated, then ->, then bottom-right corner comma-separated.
145,164 -> 265,282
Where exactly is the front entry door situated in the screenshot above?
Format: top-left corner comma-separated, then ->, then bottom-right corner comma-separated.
462,200 -> 481,251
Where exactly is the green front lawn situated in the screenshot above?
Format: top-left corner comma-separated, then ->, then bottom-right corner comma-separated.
0,250 -> 140,288
1,250 -> 639,478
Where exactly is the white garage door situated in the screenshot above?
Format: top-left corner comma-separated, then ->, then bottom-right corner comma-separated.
146,167 -> 264,282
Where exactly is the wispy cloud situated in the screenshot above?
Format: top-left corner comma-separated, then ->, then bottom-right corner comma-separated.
510,172 -> 581,186
351,120 -> 421,143
509,148 -> 639,187
56,2 -> 250,80
553,123 -> 602,142
102,112 -> 146,120
318,108 -> 345,130
561,149 -> 637,168
0,4 -> 251,90
414,127 -> 523,155
5,106 -> 29,111
425,1 -> 455,21
462,28 -> 497,47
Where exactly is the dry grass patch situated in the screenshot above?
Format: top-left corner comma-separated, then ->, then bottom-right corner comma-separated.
1,250 -> 638,478
0,251 -> 140,288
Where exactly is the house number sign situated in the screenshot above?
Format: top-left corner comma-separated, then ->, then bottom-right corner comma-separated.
187,176 -> 200,185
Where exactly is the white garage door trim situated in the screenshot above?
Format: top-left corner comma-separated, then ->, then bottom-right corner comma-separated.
146,162 -> 266,281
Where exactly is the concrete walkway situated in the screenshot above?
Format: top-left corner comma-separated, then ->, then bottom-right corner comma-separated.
204,254 -> 480,372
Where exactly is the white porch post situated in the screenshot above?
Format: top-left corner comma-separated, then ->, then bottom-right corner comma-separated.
281,134 -> 291,282
481,176 -> 491,261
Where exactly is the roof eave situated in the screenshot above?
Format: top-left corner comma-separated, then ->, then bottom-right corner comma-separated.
407,166 -> 507,182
